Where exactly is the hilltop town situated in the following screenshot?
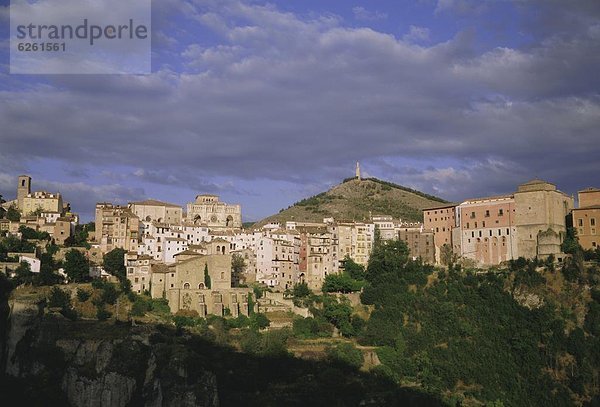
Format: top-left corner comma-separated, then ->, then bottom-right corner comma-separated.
1,167 -> 599,406
1,166 -> 599,316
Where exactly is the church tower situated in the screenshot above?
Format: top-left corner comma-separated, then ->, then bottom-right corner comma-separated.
17,175 -> 31,210
355,162 -> 361,181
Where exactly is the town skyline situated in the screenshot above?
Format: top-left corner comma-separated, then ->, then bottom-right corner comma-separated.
0,167 -> 591,223
1,0 -> 599,223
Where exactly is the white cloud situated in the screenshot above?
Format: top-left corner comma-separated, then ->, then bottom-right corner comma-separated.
352,6 -> 388,21
0,0 -> 599,210
403,25 -> 431,42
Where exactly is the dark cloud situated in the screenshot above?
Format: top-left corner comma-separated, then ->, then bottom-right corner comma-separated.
0,0 -> 598,216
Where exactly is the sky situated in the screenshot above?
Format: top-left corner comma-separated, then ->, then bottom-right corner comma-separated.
0,0 -> 599,222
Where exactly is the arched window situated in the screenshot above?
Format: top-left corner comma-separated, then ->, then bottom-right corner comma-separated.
183,282 -> 190,289
198,283 -> 205,289
145,216 -> 152,221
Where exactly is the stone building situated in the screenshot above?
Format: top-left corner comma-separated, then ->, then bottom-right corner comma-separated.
15,175 -> 66,216
186,194 -> 242,229
336,220 -> 374,267
150,249 -> 252,317
572,187 -> 600,250
125,252 -> 152,294
94,203 -> 140,253
423,203 -> 457,263
298,227 -> 336,291
129,199 -> 183,225
514,180 -> 574,260
398,226 -> 435,263
456,195 -> 518,266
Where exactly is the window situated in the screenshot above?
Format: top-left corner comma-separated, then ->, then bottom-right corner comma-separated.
482,221 -> 486,227
498,209 -> 504,216
592,218 -> 596,227
578,218 -> 584,227
470,212 -> 476,219
485,210 -> 490,217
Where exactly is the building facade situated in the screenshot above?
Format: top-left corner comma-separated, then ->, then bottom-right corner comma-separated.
456,195 -> 518,266
186,194 -> 242,229
572,188 -> 600,250
95,203 -> 140,253
514,180 -> 574,260
129,199 -> 183,225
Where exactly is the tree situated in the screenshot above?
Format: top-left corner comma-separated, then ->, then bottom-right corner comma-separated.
66,223 -> 93,248
366,239 -> 410,284
292,282 -> 312,298
561,227 -> 582,255
250,312 -> 270,330
326,343 -> 364,369
440,244 -> 457,267
103,248 -> 127,280
14,261 -> 33,285
6,205 -> 20,222
0,194 -> 5,219
231,253 -> 246,287
204,264 -> 211,289
36,252 -> 61,286
19,226 -> 50,241
64,249 -> 89,282
322,273 -> 363,293
48,286 -> 77,320
342,256 -> 366,280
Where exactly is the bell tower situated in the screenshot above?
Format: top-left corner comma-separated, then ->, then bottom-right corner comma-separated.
17,175 -> 31,210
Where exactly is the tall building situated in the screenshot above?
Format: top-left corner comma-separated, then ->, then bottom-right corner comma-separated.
514,180 -> 573,259
572,187 -> 600,250
453,179 -> 574,266
423,203 -> 457,262
17,175 -> 31,210
455,195 -> 517,266
398,226 -> 435,263
95,203 -> 140,253
186,194 -> 242,229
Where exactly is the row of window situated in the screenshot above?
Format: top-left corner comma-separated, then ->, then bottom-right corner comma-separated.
467,228 -> 511,238
577,218 -> 596,227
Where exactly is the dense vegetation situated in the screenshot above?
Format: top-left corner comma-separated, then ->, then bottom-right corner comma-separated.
357,239 -> 600,406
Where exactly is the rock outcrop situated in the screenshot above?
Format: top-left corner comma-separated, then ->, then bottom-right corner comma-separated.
2,298 -> 219,407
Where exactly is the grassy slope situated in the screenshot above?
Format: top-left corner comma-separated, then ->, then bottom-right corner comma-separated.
257,177 -> 448,227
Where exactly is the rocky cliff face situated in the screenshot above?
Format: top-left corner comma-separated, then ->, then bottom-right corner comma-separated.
2,298 -> 219,407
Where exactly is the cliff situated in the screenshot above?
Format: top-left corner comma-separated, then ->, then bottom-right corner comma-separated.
1,297 -> 219,407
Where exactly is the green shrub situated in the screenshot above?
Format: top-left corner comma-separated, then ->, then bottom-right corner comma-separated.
250,312 -> 270,330
100,283 -> 119,305
326,343 -> 364,369
131,295 -> 152,316
76,288 -> 91,302
96,306 -> 112,321
48,287 -> 71,309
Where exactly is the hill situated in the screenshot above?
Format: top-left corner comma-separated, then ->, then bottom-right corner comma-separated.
257,177 -> 448,227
